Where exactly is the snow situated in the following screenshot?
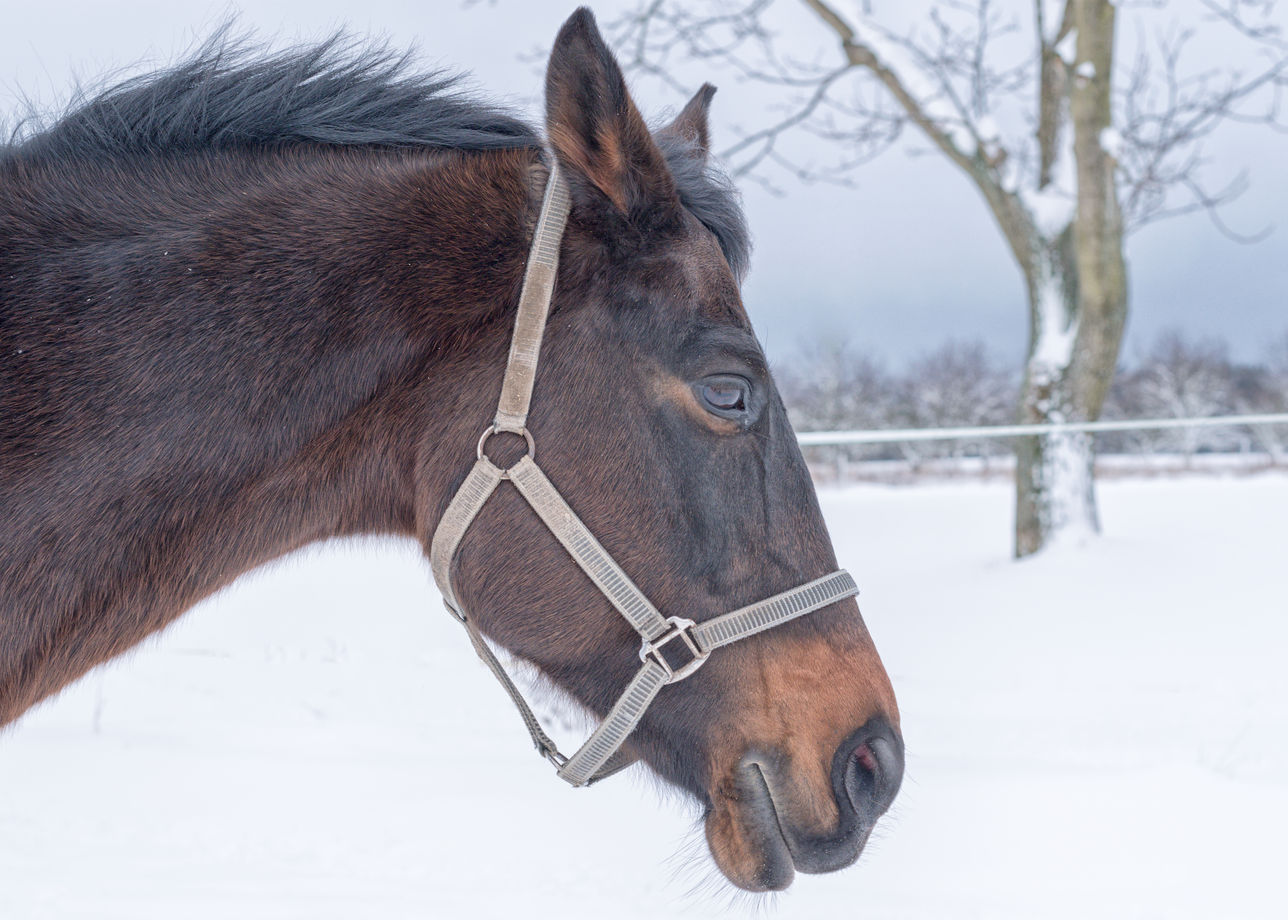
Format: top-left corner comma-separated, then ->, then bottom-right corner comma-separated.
1100,125 -> 1124,159
2,474 -> 1287,918
1037,428 -> 1098,543
1055,29 -> 1078,64
1017,106 -> 1078,237
1021,261 -> 1093,549
1030,270 -> 1078,372
1024,184 -> 1077,237
1075,60 -> 1096,80
975,114 -> 1004,161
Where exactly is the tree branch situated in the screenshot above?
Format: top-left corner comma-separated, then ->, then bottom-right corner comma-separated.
596,0 -> 1286,250
1114,11 -> 1288,234
803,0 -> 1042,272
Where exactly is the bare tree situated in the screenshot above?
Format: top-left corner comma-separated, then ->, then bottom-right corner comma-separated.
1242,330 -> 1288,460
776,334 -> 1015,474
1108,329 -> 1238,460
775,334 -> 895,474
602,0 -> 1288,555
893,340 -> 1017,465
777,334 -> 893,429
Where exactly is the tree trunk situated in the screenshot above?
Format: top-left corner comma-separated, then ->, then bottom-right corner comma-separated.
1014,232 -> 1106,556
803,0 -> 1129,557
1012,236 -> 1126,554
1014,0 -> 1127,557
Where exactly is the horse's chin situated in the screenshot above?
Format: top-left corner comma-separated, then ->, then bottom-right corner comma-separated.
703,764 -> 797,892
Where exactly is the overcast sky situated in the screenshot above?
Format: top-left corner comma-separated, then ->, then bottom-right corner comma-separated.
4,1 -> 1285,368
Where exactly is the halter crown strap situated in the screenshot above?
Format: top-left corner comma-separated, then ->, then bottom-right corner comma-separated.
493,161 -> 572,433
429,161 -> 859,787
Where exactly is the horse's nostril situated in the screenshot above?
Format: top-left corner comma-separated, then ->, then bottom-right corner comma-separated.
853,742 -> 879,774
836,718 -> 904,825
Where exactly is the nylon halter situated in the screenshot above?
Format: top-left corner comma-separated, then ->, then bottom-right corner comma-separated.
429,160 -> 859,787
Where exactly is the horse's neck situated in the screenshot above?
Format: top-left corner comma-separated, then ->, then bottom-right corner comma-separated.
0,145 -> 537,724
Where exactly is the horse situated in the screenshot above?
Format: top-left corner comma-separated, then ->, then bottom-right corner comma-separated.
0,7 -> 901,892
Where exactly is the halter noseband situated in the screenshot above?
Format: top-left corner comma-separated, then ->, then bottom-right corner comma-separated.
429,160 -> 859,787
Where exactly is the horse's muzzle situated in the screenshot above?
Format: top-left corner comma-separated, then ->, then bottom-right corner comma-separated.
706,717 -> 904,891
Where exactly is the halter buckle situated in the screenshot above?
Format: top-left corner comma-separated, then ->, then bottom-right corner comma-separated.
640,616 -> 709,683
443,599 -> 467,624
541,746 -> 569,768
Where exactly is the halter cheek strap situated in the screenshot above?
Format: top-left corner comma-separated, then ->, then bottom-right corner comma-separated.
428,160 -> 859,787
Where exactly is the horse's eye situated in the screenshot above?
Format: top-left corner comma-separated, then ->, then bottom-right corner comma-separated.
696,375 -> 751,419
703,382 -> 744,411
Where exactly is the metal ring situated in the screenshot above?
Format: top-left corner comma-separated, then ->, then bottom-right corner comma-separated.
476,424 -> 536,466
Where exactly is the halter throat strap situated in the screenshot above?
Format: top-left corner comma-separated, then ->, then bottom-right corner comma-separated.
428,160 -> 859,787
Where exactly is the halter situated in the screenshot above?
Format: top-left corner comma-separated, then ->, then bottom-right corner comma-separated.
429,160 -> 859,787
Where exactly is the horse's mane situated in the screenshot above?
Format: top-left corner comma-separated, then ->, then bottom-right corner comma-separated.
2,27 -> 750,278
2,29 -> 538,160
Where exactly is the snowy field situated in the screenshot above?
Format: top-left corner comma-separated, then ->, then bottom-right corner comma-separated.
2,474 -> 1285,919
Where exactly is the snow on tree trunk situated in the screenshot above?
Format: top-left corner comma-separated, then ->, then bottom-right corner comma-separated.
1015,238 -> 1100,556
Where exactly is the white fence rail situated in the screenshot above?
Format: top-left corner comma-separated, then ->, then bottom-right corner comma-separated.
795,412 -> 1288,447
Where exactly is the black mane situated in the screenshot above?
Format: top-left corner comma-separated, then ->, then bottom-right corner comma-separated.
2,29 -> 750,277
3,31 -> 538,161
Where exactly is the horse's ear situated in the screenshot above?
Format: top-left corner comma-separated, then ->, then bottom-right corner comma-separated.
545,8 -> 677,218
657,84 -> 716,164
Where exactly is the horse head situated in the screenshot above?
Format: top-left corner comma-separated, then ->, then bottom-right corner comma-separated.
423,9 -> 902,892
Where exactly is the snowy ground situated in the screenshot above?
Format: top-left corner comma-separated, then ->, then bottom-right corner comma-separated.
2,474 -> 1285,919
